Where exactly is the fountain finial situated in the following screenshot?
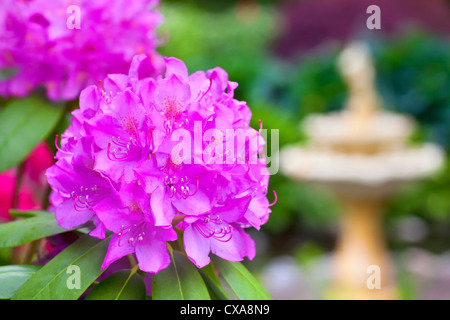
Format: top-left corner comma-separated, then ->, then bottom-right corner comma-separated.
338,42 -> 381,134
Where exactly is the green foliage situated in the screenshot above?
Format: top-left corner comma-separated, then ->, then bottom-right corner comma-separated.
0,96 -> 64,172
160,5 -> 450,240
159,2 -> 275,102
0,212 -> 69,248
12,235 -> 110,300
0,248 -> 11,266
155,4 -> 449,246
152,249 -> 211,300
0,210 -> 269,300
251,32 -> 450,233
212,257 -> 271,300
371,33 -> 450,147
294,242 -> 325,267
0,265 -> 41,299
199,263 -> 231,300
85,269 -> 146,300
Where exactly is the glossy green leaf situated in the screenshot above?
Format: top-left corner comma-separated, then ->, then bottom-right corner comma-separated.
85,269 -> 146,300
8,210 -> 50,219
212,257 -> 271,300
0,96 -> 64,172
152,249 -> 210,300
199,263 -> 230,300
0,265 -> 41,299
0,247 -> 12,265
0,213 -> 69,248
12,234 -> 111,300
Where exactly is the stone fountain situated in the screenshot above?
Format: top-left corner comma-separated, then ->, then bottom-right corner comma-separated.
280,42 -> 444,299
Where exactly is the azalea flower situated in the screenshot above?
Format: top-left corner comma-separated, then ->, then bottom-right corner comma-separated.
46,54 -> 275,273
0,0 -> 163,100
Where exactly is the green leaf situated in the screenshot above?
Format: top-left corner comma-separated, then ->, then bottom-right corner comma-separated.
0,265 -> 41,299
212,257 -> 271,300
0,213 -> 68,248
0,247 -> 12,265
12,234 -> 111,300
8,210 -> 49,219
152,248 -> 210,300
0,96 -> 64,172
85,269 -> 146,300
199,263 -> 230,300
0,214 -> 68,248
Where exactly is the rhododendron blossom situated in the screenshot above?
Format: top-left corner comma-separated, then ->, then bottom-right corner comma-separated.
46,54 -> 276,273
0,0 -> 163,100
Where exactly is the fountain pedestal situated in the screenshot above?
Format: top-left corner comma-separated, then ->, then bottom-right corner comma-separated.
332,194 -> 395,299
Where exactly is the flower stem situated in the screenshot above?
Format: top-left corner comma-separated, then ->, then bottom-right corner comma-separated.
24,240 -> 39,264
127,254 -> 137,268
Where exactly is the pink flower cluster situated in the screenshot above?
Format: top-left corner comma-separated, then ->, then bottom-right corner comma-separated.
0,0 -> 163,100
46,55 -> 275,273
0,143 -> 54,222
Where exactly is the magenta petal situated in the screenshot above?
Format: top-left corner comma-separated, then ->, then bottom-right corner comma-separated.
54,198 -> 93,230
164,57 -> 189,81
172,190 -> 211,216
151,128 -> 166,153
128,54 -> 157,82
109,90 -> 146,130
84,115 -> 116,148
95,207 -> 140,234
136,78 -> 156,111
150,187 -> 176,227
184,225 -> 211,268
206,67 -> 229,91
89,216 -> 106,239
134,159 -> 161,193
94,149 -> 122,181
129,54 -> 148,80
101,233 -> 135,270
135,236 -> 170,273
212,195 -> 252,223
104,74 -> 131,96
79,85 -> 101,115
72,136 -> 96,170
210,226 -> 255,262
154,74 -> 191,114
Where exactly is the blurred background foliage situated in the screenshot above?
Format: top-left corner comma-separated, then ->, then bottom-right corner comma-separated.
159,0 -> 450,261
158,1 -> 450,298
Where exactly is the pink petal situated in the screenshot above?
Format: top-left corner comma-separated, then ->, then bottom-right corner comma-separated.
101,233 -> 135,270
89,216 -> 106,239
135,236 -> 171,273
184,225 -> 211,268
164,57 -> 189,81
150,187 -> 176,227
172,190 -> 211,216
54,198 -> 93,230
210,226 -> 255,262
